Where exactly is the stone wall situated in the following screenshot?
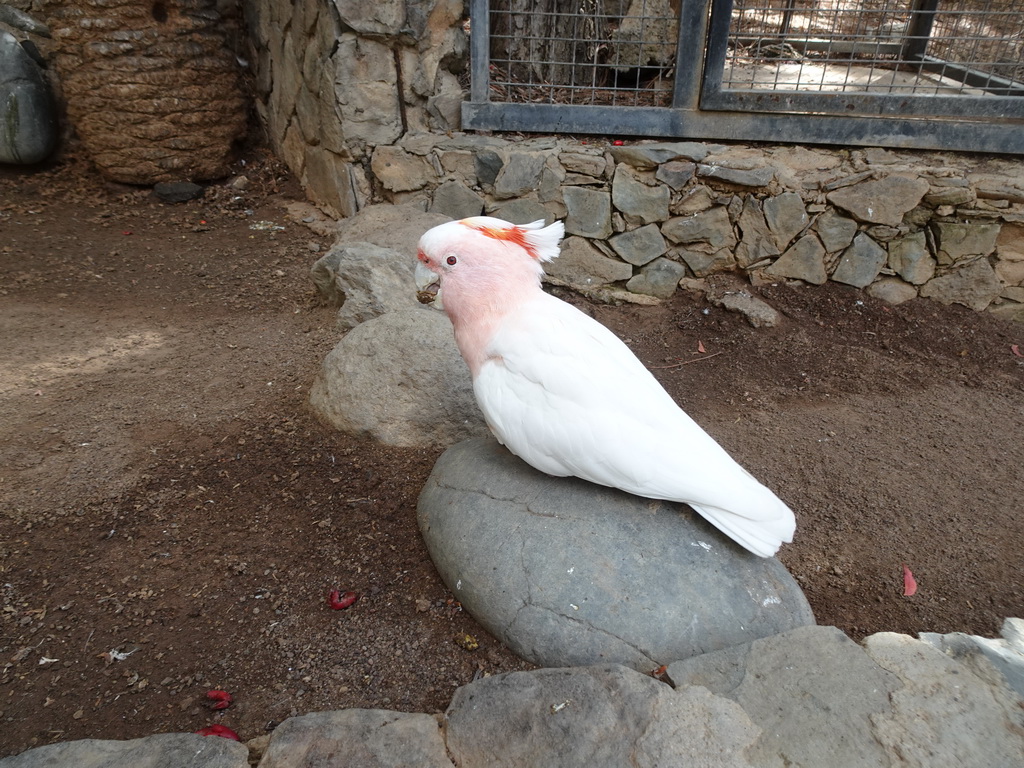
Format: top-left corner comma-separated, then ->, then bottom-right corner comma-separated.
360,133 -> 1024,321
243,0 -> 465,217
244,0 -> 1024,320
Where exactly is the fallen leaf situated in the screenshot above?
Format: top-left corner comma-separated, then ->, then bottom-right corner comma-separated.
1011,344 -> 1022,357
206,690 -> 233,710
196,724 -> 240,740
902,563 -> 918,597
697,340 -> 707,354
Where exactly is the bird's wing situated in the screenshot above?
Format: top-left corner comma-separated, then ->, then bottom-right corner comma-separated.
474,293 -> 794,556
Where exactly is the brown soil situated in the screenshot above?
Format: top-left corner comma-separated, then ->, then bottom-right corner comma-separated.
2,153 -> 1023,757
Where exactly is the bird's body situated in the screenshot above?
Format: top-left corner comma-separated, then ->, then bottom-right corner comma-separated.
416,217 -> 796,557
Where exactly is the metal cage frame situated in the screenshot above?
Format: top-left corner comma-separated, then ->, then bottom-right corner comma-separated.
463,0 -> 1024,154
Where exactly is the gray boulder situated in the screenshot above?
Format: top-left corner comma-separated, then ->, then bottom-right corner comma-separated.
257,709 -> 451,768
667,625 -> 901,768
333,203 -> 450,255
445,664 -> 759,768
418,438 -> 814,670
310,242 -> 419,331
0,733 -> 248,768
309,309 -> 487,447
0,31 -> 57,165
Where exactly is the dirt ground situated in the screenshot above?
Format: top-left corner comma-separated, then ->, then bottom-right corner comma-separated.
1,152 -> 1023,757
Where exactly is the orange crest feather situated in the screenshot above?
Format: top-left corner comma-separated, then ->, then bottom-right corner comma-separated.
462,221 -> 538,259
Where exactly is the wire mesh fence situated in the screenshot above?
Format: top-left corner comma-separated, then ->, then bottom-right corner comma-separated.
484,0 -> 1024,106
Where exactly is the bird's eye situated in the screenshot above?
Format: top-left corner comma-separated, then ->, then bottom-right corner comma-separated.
446,255 -> 457,266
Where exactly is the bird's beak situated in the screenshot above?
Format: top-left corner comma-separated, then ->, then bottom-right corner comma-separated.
415,262 -> 443,309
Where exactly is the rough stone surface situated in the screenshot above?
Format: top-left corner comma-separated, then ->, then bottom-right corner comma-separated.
931,221 -> 1001,266
417,438 -> 814,670
656,160 -> 697,190
309,242 -> 418,331
763,191 -> 808,250
832,233 -> 888,288
864,631 -> 1024,767
0,30 -> 57,165
611,165 -> 670,224
919,617 -> 1024,698
608,141 -> 708,169
765,234 -> 827,285
609,223 -> 667,266
626,257 -> 686,298
827,176 -> 930,226
563,186 -> 612,239
490,198 -> 551,226
888,231 -> 936,285
735,196 -> 780,268
920,258 -> 1004,310
493,153 -> 547,199
677,246 -> 736,278
429,179 -> 484,220
0,733 -> 248,768
371,145 -> 435,193
867,277 -> 918,305
668,625 -> 901,768
711,290 -> 782,327
697,164 -> 774,187
544,236 -> 633,289
309,310 -> 486,447
663,207 -> 736,249
445,665 -> 759,768
333,204 -> 450,256
814,209 -> 859,252
257,709 -> 451,768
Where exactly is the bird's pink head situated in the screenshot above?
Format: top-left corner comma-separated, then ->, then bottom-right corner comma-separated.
415,217 -> 565,321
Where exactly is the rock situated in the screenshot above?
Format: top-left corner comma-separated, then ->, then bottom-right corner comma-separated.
765,234 -> 827,285
662,207 -> 736,249
924,186 -> 975,207
493,152 -> 547,199
995,257 -> 1024,287
558,151 -> 608,178
920,258 -> 1005,311
931,221 -> 1001,266
417,438 -> 814,670
490,198 -> 550,226
710,290 -> 782,328
153,182 -> 204,204
919,618 -> 1024,698
989,301 -> 1024,323
257,709 -> 451,768
763,191 -> 808,250
673,186 -> 716,215
697,164 -> 774,187
655,160 -> 697,190
429,180 -> 484,220
0,6 -> 50,37
608,141 -> 708,169
888,231 -> 936,285
544,236 -> 633,289
832,232 -> 888,288
626,257 -> 686,299
475,150 -> 503,187
735,196 -> 780,269
0,31 -> 58,165
309,242 -> 417,331
445,665 -> 759,768
667,626 -> 901,768
334,204 -> 450,255
867,278 -> 918,305
609,223 -> 667,266
814,209 -> 859,252
0,733 -> 248,768
310,310 -> 487,447
863,631 -> 1024,767
827,176 -> 929,226
677,246 -> 736,278
370,145 -> 435,193
563,187 -> 612,239
611,165 -> 670,224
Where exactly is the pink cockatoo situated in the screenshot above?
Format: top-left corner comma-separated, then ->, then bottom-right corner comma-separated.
415,216 -> 795,557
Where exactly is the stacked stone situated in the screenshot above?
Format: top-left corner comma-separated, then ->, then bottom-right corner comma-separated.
244,0 -> 466,218
365,134 -> 1024,322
